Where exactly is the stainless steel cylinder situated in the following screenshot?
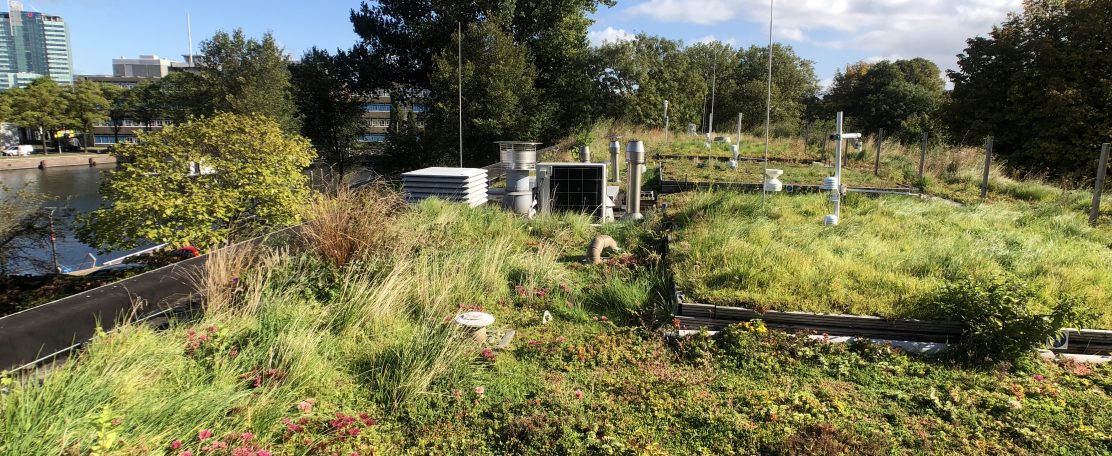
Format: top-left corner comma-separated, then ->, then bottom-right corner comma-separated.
625,140 -> 645,220
608,139 -> 621,183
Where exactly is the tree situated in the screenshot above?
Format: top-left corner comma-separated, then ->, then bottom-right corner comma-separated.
126,81 -> 163,132
823,58 -> 946,141
592,35 -> 705,131
64,80 -> 110,152
427,20 -> 549,166
948,0 -> 1112,175
192,30 -> 302,134
349,0 -> 612,159
3,77 -> 70,153
290,47 -> 366,178
0,185 -> 55,275
75,113 -> 315,251
732,44 -> 820,134
100,83 -> 129,144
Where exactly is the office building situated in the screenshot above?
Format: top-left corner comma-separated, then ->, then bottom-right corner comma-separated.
0,1 -> 73,90
112,54 -> 173,78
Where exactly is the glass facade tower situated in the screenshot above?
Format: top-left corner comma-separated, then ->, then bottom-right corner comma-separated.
0,1 -> 73,90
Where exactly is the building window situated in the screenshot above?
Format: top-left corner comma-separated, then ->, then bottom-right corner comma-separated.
94,135 -> 137,145
411,104 -> 427,113
357,134 -> 386,142
363,103 -> 390,112
368,119 -> 390,128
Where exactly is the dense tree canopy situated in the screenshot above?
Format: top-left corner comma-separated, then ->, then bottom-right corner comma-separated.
290,47 -> 367,178
428,20 -> 549,166
592,35 -> 705,131
592,38 -> 819,135
824,58 -> 946,141
948,0 -> 1112,175
349,0 -> 611,168
75,114 -> 315,251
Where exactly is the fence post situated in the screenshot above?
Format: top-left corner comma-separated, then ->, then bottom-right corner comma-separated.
874,128 -> 884,176
980,136 -> 993,200
1091,143 -> 1111,226
918,132 -> 928,182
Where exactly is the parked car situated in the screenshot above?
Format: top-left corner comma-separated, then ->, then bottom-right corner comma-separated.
2,144 -> 33,156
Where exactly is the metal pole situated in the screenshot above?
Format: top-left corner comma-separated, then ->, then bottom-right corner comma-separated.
761,0 -> 774,205
834,113 -> 843,219
873,128 -> 883,176
663,100 -> 669,145
46,207 -> 59,273
1091,143 -> 1110,226
457,21 -> 464,168
709,52 -> 717,136
736,112 -> 742,148
918,132 -> 928,182
980,136 -> 993,199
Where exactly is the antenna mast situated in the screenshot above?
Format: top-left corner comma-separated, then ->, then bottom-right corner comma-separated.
457,21 -> 463,167
187,12 -> 194,66
762,0 -> 774,205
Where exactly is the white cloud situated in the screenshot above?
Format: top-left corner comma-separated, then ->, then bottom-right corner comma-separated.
588,27 -> 635,46
627,0 -> 1021,72
694,35 -> 738,46
778,27 -> 806,42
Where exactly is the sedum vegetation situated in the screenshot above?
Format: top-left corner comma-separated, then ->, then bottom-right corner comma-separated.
2,187 -> 1111,454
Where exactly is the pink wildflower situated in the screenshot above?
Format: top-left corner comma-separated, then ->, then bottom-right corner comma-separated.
298,400 -> 313,414
1034,374 -> 1046,381
600,316 -> 608,321
240,432 -> 253,441
171,440 -> 182,449
180,452 -> 193,456
258,451 -> 272,456
575,389 -> 584,399
481,347 -> 496,361
198,429 -> 213,440
475,385 -> 486,397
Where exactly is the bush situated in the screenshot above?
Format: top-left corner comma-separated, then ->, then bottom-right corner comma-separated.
925,274 -> 1089,364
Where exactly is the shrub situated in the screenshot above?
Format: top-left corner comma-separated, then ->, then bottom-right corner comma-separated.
924,274 -> 1089,364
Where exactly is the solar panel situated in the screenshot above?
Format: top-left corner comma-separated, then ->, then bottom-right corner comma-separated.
536,163 -> 609,219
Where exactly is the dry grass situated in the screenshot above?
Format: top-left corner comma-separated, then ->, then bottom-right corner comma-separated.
186,242 -> 261,314
298,182 -> 405,267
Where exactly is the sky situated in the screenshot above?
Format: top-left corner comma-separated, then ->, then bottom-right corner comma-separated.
35,0 -> 1023,90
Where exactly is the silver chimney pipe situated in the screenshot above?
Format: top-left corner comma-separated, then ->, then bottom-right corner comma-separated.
579,145 -> 590,163
608,136 -> 622,183
625,140 -> 646,220
496,141 -> 540,216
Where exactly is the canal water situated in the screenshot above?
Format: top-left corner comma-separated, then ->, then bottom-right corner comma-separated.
1,164 -> 376,275
0,164 -> 150,274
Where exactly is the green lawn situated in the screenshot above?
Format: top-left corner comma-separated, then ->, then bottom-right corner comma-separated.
664,191 -> 1112,327
2,190 -> 1110,454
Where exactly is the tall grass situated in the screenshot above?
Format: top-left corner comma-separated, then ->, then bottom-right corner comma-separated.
1,190 -> 603,453
666,191 -> 1112,326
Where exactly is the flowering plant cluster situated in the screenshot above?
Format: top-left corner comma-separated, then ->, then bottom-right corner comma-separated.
168,401 -> 379,456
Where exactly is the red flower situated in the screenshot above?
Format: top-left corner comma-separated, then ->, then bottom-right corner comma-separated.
198,429 -> 213,440
171,440 -> 182,449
